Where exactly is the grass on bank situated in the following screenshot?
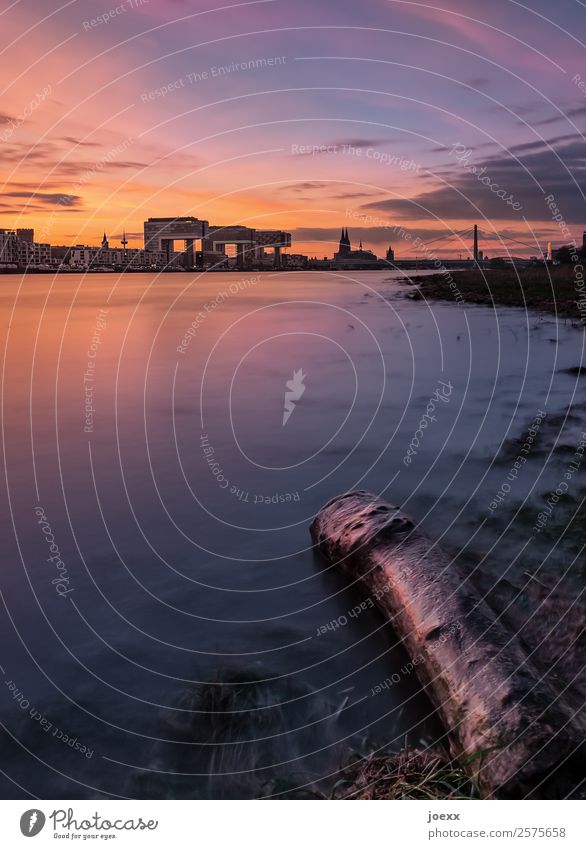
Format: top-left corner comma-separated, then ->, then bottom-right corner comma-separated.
413,266 -> 585,320
329,746 -> 479,800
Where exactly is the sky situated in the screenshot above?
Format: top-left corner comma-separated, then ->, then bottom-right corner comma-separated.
1,0 -> 586,258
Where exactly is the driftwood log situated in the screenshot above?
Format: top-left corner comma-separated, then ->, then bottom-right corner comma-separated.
310,491 -> 583,798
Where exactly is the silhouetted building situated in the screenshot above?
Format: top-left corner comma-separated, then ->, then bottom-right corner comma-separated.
144,216 -> 208,267
281,253 -> 308,269
68,234 -> 165,269
68,244 -> 167,269
203,225 -> 291,269
333,228 -> 379,266
335,228 -> 351,259
386,245 -> 395,262
0,228 -> 50,267
51,245 -> 73,265
144,217 -> 290,269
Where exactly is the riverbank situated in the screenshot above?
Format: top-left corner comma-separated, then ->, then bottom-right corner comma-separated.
330,748 -> 477,800
411,266 -> 586,321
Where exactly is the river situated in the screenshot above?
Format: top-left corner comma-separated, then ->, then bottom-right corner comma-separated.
0,270 -> 584,798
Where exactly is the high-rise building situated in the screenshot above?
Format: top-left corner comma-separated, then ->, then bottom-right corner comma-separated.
0,228 -> 49,266
144,216 -> 208,266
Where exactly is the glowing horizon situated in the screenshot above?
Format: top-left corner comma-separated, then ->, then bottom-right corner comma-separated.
1,0 -> 585,259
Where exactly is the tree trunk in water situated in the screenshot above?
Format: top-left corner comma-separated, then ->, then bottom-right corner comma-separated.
310,490 -> 583,798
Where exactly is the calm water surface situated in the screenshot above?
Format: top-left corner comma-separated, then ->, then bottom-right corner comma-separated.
1,270 -> 584,798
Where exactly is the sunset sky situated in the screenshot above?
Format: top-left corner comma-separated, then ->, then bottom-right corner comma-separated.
1,0 -> 585,258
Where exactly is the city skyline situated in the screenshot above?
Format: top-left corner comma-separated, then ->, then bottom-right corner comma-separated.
1,0 -> 586,258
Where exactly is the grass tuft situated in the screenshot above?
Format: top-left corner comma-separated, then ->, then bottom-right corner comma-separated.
331,746 -> 479,800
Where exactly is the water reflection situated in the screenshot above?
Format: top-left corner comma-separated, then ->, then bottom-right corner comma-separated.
0,271 -> 583,797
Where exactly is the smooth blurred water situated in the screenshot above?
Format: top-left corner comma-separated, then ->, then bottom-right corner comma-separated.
0,270 -> 584,798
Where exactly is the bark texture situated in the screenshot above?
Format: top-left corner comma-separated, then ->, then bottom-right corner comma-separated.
310,491 -> 583,797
